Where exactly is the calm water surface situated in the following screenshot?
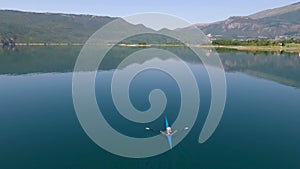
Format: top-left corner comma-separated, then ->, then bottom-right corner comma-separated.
0,47 -> 300,169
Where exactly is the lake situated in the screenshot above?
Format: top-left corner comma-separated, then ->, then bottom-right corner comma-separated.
0,46 -> 300,169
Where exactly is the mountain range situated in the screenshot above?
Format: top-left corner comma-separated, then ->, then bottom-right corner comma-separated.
0,2 -> 300,42
197,2 -> 300,40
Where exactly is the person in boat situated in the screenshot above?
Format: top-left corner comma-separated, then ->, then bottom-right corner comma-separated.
166,126 -> 172,135
161,125 -> 176,135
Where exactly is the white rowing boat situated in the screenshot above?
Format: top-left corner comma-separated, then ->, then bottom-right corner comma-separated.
146,117 -> 188,150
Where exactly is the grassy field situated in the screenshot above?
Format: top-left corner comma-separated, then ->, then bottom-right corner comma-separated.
211,45 -> 300,53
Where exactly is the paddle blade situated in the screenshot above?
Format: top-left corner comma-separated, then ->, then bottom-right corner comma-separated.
165,117 -> 169,129
167,135 -> 173,149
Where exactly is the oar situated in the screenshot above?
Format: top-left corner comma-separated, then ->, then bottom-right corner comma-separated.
183,127 -> 189,131
145,127 -> 161,133
171,127 -> 189,134
146,126 -> 189,133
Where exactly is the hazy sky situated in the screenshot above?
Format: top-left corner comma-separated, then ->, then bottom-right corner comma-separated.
1,0 -> 299,23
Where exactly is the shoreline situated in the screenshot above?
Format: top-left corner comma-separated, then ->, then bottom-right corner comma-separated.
1,43 -> 300,53
210,45 -> 300,53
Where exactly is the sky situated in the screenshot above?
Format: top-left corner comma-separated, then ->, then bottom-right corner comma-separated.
0,0 -> 299,23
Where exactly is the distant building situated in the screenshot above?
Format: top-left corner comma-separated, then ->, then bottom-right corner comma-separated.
206,33 -> 218,41
207,34 -> 213,38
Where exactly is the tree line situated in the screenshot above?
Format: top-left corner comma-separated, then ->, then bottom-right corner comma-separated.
212,39 -> 300,46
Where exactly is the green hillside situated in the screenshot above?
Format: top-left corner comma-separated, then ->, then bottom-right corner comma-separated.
0,10 -> 116,42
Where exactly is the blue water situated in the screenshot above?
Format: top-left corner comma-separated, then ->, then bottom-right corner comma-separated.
1,49 -> 300,169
